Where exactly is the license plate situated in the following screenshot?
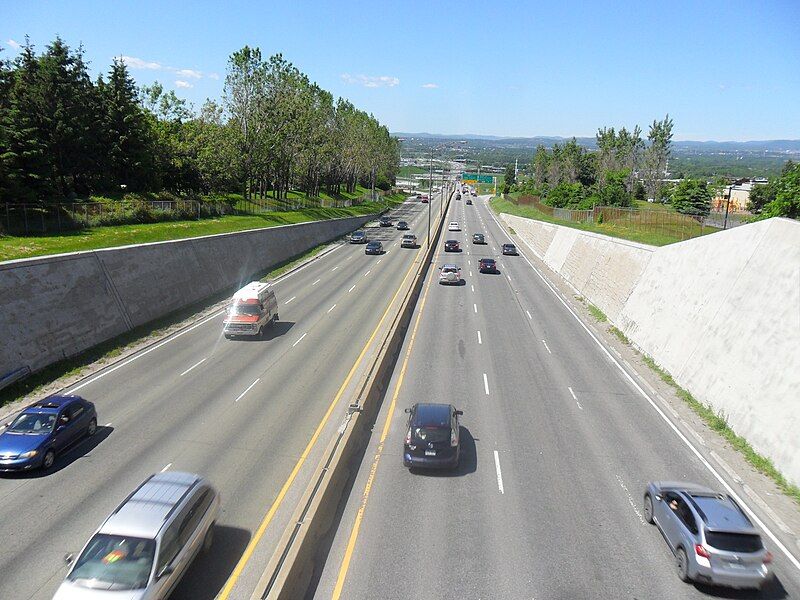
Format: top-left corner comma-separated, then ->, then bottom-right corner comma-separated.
425,450 -> 436,456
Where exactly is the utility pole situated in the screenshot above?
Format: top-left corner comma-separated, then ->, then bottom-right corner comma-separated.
428,149 -> 433,249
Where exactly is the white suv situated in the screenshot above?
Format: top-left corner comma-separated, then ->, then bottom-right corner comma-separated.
448,221 -> 460,231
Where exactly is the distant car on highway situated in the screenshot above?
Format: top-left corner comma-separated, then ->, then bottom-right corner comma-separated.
349,230 -> 367,243
502,243 -> 518,255
420,197 -> 429,203
448,221 -> 460,231
471,191 -> 477,196
0,395 -> 97,472
438,264 -> 461,285
444,239 -> 460,252
472,233 -> 486,244
379,216 -> 392,227
55,471 -> 219,600
396,220 -> 409,230
403,403 -> 462,469
479,258 -> 498,273
365,241 -> 383,255
466,198 -> 472,205
643,481 -> 773,590
455,193 -> 461,201
401,234 -> 417,248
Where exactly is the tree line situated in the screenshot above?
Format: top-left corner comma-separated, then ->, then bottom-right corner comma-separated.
0,38 -> 399,205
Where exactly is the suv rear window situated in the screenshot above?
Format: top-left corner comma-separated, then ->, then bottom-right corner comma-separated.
705,532 -> 763,552
412,426 -> 450,443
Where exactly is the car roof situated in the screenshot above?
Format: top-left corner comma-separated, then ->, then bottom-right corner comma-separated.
412,403 -> 453,425
402,234 -> 415,237
25,395 -> 81,413
367,240 -> 381,245
685,493 -> 756,532
503,243 -> 515,246
442,263 -> 459,269
480,257 -> 495,262
100,471 -> 201,539
656,481 -> 717,495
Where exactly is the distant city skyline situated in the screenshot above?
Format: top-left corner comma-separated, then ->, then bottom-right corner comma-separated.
4,0 -> 799,141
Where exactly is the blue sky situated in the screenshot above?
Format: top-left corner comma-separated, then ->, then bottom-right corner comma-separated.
4,0 -> 800,140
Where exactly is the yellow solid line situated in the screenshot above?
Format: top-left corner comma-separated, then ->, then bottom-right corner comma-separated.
218,247 -> 423,600
331,256 -> 437,600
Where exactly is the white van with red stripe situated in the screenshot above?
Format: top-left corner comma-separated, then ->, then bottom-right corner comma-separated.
223,282 -> 278,339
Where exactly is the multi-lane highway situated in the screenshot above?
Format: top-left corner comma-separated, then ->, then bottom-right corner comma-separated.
0,192 -> 445,600
313,194 -> 800,599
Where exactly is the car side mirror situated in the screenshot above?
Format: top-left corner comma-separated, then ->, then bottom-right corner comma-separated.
455,410 -> 464,416
404,408 -> 411,414
64,553 -> 74,566
158,564 -> 174,579
654,494 -> 662,502
56,424 -> 66,432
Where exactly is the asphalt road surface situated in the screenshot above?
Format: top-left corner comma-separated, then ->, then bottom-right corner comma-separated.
312,194 -> 800,600
0,192 -> 445,600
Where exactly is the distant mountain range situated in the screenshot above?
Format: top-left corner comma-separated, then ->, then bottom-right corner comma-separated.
394,132 -> 800,153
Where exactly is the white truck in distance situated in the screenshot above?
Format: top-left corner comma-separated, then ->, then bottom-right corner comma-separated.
223,282 -> 278,339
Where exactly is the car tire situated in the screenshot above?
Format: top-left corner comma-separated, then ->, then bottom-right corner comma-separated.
274,313 -> 279,322
676,547 -> 691,583
42,449 -> 56,470
203,524 -> 215,552
87,418 -> 97,437
224,334 -> 231,340
643,493 -> 654,524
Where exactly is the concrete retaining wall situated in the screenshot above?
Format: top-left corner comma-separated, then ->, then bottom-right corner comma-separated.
500,213 -> 800,486
0,214 -> 375,379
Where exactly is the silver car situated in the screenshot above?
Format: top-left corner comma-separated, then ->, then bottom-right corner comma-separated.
54,471 -> 220,600
644,481 -> 773,590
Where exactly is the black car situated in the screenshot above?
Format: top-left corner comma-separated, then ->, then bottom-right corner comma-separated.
455,194 -> 461,201
396,220 -> 409,230
379,216 -> 392,227
479,258 -> 497,273
466,198 -> 473,205
403,403 -> 462,469
444,239 -> 460,252
502,243 -> 518,255
472,233 -> 485,244
349,230 -> 367,244
365,241 -> 383,255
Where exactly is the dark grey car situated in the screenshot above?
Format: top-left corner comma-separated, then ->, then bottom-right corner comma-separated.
644,481 -> 773,590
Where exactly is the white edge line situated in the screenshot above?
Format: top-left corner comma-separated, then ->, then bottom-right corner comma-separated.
493,450 -> 505,494
234,378 -> 260,402
179,357 -> 206,377
484,203 -> 800,572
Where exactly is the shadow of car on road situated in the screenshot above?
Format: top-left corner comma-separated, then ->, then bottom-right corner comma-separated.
0,425 -> 114,479
171,525 -> 251,600
694,576 -> 787,600
233,320 -> 295,342
409,426 -> 477,478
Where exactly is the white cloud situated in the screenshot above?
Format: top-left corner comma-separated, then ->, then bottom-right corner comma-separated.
176,68 -> 202,79
175,80 -> 193,89
6,39 -> 21,50
208,72 -> 220,80
120,55 -> 162,70
341,73 -> 399,88
421,83 -> 439,89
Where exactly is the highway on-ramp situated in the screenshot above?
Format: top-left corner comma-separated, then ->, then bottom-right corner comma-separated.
0,192 -> 446,600
312,194 -> 800,599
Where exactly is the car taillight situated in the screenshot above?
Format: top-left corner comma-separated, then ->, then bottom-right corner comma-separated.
405,429 -> 411,445
764,551 -> 773,564
451,430 -> 458,447
694,544 -> 711,559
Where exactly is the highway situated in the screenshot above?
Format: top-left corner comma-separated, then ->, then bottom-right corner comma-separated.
0,192 -> 445,600
313,194 -> 800,599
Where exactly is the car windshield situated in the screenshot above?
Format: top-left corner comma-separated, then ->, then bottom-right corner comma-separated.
412,426 -> 450,443
705,532 -> 763,553
7,412 -> 56,434
68,534 -> 155,591
352,232 -> 364,237
229,303 -> 261,316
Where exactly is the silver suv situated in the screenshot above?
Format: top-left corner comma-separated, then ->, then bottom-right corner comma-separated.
54,471 -> 220,600
644,481 -> 773,590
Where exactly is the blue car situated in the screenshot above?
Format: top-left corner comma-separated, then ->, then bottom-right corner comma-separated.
0,395 -> 97,472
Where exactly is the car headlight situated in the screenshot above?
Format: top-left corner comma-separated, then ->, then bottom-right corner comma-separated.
19,450 -> 38,459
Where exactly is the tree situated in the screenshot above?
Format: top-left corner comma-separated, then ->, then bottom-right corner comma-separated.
598,169 -> 631,207
503,163 -> 516,194
758,161 -> 800,219
671,179 -> 711,216
531,144 -> 548,189
643,114 -> 674,203
747,183 -> 774,214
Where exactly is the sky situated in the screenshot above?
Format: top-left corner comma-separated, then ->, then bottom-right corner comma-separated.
3,0 -> 800,141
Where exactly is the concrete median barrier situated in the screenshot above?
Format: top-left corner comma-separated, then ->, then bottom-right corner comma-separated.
252,191 -> 453,600
0,214 -> 376,384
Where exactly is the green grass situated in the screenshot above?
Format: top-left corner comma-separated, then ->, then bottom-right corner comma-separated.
609,325 -> 629,344
491,194 -> 714,247
0,232 -> 354,410
398,166 -> 428,177
588,304 -> 607,322
0,193 -> 406,262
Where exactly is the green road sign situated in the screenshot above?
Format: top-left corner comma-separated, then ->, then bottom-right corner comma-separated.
461,172 -> 493,183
